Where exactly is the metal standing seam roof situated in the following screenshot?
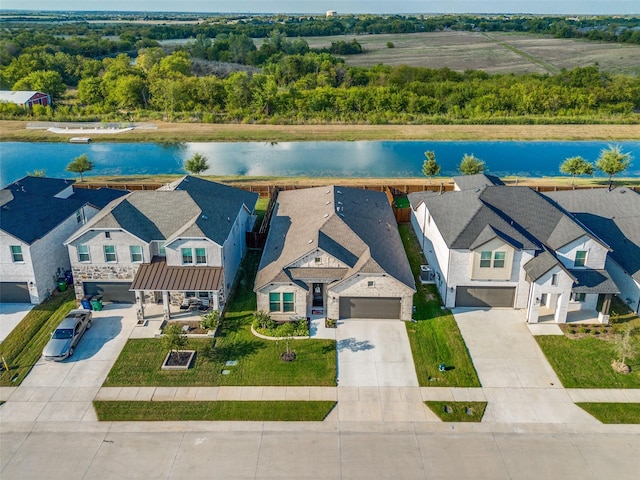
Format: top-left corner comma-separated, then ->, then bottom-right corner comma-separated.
130,256 -> 223,291
0,90 -> 45,104
255,186 -> 415,292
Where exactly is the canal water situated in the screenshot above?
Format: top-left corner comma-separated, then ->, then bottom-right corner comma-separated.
1,140 -> 639,186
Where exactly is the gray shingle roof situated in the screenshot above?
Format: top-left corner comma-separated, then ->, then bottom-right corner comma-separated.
410,186 -> 596,253
255,186 -> 415,292
71,177 -> 258,245
545,188 -> 640,283
0,176 -> 126,244
453,173 -> 504,191
570,269 -> 620,294
523,251 -> 563,282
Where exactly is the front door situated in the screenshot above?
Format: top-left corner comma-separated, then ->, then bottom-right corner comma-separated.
312,283 -> 323,307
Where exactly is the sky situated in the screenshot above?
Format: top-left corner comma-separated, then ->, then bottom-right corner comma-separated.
1,1 -> 639,15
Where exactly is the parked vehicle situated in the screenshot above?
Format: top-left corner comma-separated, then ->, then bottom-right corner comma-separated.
42,309 -> 92,361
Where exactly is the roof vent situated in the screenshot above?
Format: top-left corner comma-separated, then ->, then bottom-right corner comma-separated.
326,190 -> 330,194
227,217 -> 230,222
336,190 -> 342,194
339,213 -> 345,218
337,201 -> 343,205
326,201 -> 330,205
308,239 -> 313,244
201,215 -> 208,220
324,213 -> 329,218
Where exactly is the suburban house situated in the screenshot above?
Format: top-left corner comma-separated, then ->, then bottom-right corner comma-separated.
545,187 -> 640,314
255,186 -> 415,321
0,176 -> 127,304
0,90 -> 52,109
409,174 -> 619,324
65,176 -> 258,317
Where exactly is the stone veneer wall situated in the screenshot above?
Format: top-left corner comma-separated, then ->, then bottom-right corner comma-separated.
72,264 -> 138,299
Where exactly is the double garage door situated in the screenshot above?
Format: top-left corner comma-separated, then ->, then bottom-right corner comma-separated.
339,297 -> 401,320
83,282 -> 135,303
455,286 -> 515,308
0,282 -> 31,303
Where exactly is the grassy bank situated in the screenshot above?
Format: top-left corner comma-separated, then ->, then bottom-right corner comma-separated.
93,400 -> 336,421
576,403 -> 640,424
2,121 -> 640,143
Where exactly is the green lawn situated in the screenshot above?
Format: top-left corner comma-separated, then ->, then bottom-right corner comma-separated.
399,224 -> 481,387
104,250 -> 336,387
536,335 -> 640,389
576,403 -> 640,424
424,401 -> 487,422
0,290 -> 76,386
94,400 -> 336,421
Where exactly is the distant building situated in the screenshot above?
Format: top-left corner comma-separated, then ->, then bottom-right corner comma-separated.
0,90 -> 52,109
326,10 -> 337,17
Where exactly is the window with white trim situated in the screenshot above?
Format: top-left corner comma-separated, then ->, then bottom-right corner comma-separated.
367,281 -> 375,287
493,251 -> 506,268
195,248 -> 206,264
104,245 -> 117,262
77,245 -> 90,262
574,250 -> 587,267
10,245 -> 23,262
480,251 -> 492,268
129,245 -> 143,263
181,248 -> 193,264
76,209 -> 82,223
572,292 -> 586,302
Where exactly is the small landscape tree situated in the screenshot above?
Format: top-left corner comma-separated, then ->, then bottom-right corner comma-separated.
66,154 -> 94,182
184,152 -> 209,175
27,169 -> 46,177
162,323 -> 188,358
612,326 -> 636,374
422,150 -> 441,184
458,154 -> 485,175
559,156 -> 593,186
596,145 -> 632,189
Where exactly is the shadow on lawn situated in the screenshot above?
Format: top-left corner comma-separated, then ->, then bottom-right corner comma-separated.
202,339 -> 264,362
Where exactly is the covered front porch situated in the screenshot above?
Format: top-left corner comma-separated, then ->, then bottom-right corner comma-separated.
130,256 -> 224,321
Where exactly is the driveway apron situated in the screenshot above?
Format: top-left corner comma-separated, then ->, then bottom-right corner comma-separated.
336,319 -> 418,387
453,308 -> 597,424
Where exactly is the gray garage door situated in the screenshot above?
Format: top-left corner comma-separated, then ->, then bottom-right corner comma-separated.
455,286 -> 515,308
0,282 -> 31,303
339,297 -> 401,319
84,282 -> 135,303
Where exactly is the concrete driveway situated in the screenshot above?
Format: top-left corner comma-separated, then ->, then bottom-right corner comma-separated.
453,308 -> 597,424
0,303 -> 35,342
336,319 -> 418,387
1,303 -> 137,422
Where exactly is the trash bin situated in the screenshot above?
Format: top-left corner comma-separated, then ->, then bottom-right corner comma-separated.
90,295 -> 103,311
81,295 -> 93,310
57,279 -> 68,292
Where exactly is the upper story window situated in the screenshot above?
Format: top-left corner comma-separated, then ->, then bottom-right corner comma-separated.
75,209 -> 82,224
130,245 -> 143,263
493,252 -> 506,268
195,248 -> 207,264
104,245 -> 117,263
10,245 -> 23,262
181,248 -> 193,264
551,273 -> 558,286
159,242 -> 166,256
480,250 -> 506,268
367,281 -> 375,287
105,231 -> 111,239
77,245 -> 90,262
314,257 -> 321,264
574,250 -> 587,267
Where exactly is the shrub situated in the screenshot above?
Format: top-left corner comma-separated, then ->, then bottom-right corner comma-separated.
253,310 -> 275,330
200,310 -> 220,331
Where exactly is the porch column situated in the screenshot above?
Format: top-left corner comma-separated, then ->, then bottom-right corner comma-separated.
162,291 -> 170,320
601,294 -> 612,315
136,293 -> 144,321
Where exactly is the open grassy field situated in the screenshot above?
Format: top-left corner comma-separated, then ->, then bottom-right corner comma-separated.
2,121 -> 639,143
302,31 -> 640,76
